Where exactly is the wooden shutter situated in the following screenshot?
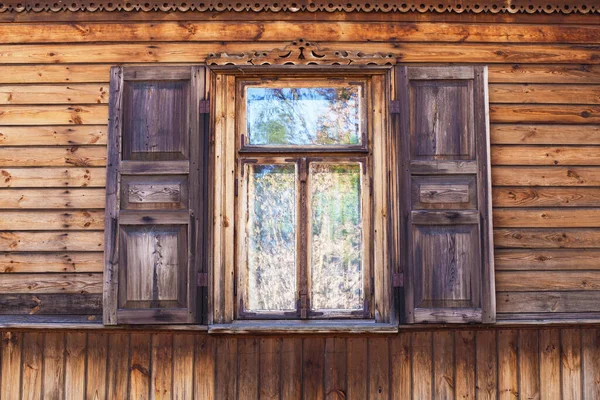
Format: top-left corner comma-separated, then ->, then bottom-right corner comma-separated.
396,66 -> 495,324
104,66 -> 207,325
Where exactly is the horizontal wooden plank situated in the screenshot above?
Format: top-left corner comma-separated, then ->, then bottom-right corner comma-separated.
490,124 -> 600,145
120,211 -> 188,225
492,146 -> 600,166
0,273 -> 102,294
492,167 -> 600,186
494,228 -> 600,249
0,189 -> 105,209
1,22 -> 600,44
496,271 -> 600,291
0,168 -> 106,188
0,105 -> 107,125
0,63 -> 596,85
497,291 -> 600,313
492,187 -> 600,207
490,105 -> 600,124
0,293 -> 101,314
0,146 -> 106,167
0,65 -> 111,84
0,126 -> 107,146
0,252 -> 103,273
0,211 -> 104,230
0,84 -> 108,105
495,249 -> 600,270
0,231 -> 104,252
489,84 -> 600,105
494,209 -> 600,228
0,43 -> 597,64
488,64 -> 600,84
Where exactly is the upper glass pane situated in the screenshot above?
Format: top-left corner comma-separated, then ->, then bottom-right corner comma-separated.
310,163 -> 364,311
246,86 -> 362,146
245,163 -> 297,312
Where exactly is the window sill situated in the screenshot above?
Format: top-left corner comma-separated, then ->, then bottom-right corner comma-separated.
208,320 -> 398,334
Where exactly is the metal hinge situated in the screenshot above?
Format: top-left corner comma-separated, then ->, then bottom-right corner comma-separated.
197,272 -> 208,287
392,273 -> 404,287
199,100 -> 210,114
390,100 -> 401,114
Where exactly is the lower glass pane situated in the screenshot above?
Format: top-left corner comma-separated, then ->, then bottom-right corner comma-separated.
246,164 -> 297,312
310,163 -> 364,311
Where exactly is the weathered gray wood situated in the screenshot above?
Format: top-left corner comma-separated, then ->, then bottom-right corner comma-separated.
0,294 -> 101,315
104,66 -> 205,325
122,79 -> 190,161
103,66 -> 123,325
398,65 -> 494,324
121,175 -> 187,210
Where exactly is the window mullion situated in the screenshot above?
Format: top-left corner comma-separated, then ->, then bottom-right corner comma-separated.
298,157 -> 309,319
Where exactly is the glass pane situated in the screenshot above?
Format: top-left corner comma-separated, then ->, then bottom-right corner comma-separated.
246,164 -> 297,312
246,86 -> 361,146
310,163 -> 364,311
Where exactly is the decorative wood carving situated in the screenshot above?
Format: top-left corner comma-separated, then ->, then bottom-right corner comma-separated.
206,39 -> 396,66
0,0 -> 597,14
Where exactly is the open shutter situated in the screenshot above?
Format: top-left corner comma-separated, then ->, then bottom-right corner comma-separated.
104,66 -> 207,325
396,66 -> 495,324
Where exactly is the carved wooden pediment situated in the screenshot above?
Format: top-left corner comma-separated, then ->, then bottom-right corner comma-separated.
206,39 -> 396,66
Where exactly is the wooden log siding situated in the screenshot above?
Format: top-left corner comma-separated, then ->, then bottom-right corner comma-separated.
0,328 -> 597,399
0,17 -> 598,322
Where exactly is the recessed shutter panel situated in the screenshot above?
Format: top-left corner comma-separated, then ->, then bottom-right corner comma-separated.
104,66 -> 207,325
396,66 -> 495,324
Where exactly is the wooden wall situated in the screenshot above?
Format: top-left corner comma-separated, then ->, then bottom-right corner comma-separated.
1,327 -> 600,399
0,12 -> 599,322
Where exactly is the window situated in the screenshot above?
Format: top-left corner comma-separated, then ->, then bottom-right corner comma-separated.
237,80 -> 371,319
102,62 -> 495,328
212,69 -> 393,326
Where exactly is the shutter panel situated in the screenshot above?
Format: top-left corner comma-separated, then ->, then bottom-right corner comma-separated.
396,66 -> 495,324
104,66 -> 207,325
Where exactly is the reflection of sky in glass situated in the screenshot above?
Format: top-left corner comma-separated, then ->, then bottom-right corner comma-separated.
246,87 -> 361,146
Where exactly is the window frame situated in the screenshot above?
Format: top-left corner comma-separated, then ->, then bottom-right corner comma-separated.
210,66 -> 395,327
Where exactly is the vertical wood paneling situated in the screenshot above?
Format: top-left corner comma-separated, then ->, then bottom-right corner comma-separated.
64,332 -> 86,400
324,338 -> 346,400
498,329 -> 518,400
1,332 -> 22,400
368,338 -> 389,399
540,329 -> 560,400
560,329 -> 582,400
237,338 -> 258,400
582,328 -> 600,400
433,331 -> 455,399
390,333 -> 411,400
519,329 -> 541,400
260,338 -> 281,400
21,332 -> 43,400
86,333 -> 108,400
215,337 -> 237,400
150,334 -> 173,400
303,338 -> 325,400
1,328 -> 600,399
280,338 -> 302,400
346,338 -> 367,400
43,332 -> 65,400
172,334 -> 194,400
129,333 -> 151,400
193,335 -> 215,400
106,333 -> 130,400
412,332 -> 433,400
455,330 -> 476,400
476,330 -> 497,400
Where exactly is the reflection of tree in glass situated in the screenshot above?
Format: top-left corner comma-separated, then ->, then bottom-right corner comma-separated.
246,164 -> 297,311
247,87 -> 360,146
311,164 -> 363,310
